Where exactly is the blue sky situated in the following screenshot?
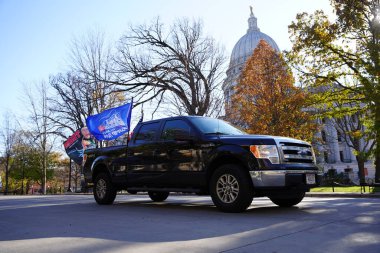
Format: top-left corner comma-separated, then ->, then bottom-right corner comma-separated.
0,0 -> 333,121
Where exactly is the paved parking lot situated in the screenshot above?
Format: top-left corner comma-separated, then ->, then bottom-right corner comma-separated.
0,194 -> 379,253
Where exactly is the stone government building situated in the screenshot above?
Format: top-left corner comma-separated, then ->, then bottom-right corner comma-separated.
222,8 -> 375,181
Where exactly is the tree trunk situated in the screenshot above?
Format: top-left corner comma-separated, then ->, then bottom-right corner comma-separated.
356,155 -> 366,185
21,163 -> 25,195
43,154 -> 47,194
26,181 -> 30,195
4,154 -> 10,195
375,104 -> 380,183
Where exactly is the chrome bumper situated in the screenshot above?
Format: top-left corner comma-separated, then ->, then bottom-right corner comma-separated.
249,170 -> 320,187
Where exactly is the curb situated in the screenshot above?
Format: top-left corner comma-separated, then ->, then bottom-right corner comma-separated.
306,192 -> 380,198
66,192 -> 380,198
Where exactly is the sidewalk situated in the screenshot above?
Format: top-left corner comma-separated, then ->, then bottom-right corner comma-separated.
306,192 -> 380,198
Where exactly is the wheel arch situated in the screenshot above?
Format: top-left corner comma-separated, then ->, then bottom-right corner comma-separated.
91,157 -> 112,182
206,154 -> 253,188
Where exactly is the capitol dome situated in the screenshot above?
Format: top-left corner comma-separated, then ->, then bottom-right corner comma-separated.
229,8 -> 280,76
229,15 -> 280,69
223,8 -> 280,94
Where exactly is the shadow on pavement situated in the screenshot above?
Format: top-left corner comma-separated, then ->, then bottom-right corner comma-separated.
0,194 -> 379,251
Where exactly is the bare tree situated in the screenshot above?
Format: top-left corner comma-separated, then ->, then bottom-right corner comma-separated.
25,82 -> 56,194
49,30 -> 126,139
0,113 -> 17,195
69,29 -> 114,88
112,18 -> 226,116
69,29 -> 125,116
49,73 -> 96,136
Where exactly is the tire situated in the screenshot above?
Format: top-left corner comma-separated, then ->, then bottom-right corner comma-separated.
127,190 -> 138,195
210,164 -> 254,213
93,172 -> 117,205
148,191 -> 169,202
269,192 -> 305,207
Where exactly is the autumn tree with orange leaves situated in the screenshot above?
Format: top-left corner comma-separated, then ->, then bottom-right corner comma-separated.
227,40 -> 316,142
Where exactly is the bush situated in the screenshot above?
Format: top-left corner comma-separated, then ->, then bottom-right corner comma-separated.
322,169 -> 354,186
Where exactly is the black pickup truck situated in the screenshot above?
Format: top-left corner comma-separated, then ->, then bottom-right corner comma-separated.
83,116 -> 321,212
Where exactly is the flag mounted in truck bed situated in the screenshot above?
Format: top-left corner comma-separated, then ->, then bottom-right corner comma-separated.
86,102 -> 133,141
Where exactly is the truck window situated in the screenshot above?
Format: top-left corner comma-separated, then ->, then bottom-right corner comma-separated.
161,120 -> 191,140
134,122 -> 160,144
188,117 -> 246,135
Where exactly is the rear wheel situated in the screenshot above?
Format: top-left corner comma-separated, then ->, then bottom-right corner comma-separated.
210,164 -> 253,213
148,191 -> 169,202
269,192 -> 305,207
93,173 -> 117,205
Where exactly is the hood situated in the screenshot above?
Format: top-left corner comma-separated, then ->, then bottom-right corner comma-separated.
204,134 -> 310,147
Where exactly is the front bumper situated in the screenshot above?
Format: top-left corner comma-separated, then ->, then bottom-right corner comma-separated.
249,170 -> 322,188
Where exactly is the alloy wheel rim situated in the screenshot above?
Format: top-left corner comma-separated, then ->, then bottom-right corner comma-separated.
96,179 -> 107,199
216,174 -> 239,203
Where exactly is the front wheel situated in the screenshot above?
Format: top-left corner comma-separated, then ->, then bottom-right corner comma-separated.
210,164 -> 254,213
269,192 -> 305,207
93,173 -> 117,205
148,191 -> 169,202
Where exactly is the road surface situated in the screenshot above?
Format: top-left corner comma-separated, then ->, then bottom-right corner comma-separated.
0,194 -> 379,253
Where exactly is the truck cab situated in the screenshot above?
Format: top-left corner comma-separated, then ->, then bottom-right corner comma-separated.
83,116 -> 321,212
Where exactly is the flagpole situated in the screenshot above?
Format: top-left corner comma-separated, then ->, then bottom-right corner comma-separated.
140,102 -> 144,123
126,97 -> 134,148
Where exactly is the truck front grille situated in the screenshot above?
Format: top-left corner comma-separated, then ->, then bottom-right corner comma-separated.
280,142 -> 314,163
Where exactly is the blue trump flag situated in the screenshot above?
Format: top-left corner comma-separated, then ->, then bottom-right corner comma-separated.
86,102 -> 133,141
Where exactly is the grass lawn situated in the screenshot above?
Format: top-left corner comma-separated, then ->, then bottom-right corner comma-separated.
311,186 -> 380,193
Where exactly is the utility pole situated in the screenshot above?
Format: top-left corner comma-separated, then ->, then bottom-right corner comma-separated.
67,159 -> 72,192
21,157 -> 25,195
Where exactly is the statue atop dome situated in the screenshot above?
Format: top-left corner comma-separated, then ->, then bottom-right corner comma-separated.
247,6 -> 259,32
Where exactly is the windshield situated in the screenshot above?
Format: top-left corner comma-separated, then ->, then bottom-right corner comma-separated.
189,117 -> 246,135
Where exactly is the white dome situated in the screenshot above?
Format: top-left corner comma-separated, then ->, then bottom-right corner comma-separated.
230,31 -> 280,68
228,12 -> 280,70
223,8 -> 280,103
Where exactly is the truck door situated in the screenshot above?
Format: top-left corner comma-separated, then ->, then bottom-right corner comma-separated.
126,121 -> 162,186
157,119 -> 203,186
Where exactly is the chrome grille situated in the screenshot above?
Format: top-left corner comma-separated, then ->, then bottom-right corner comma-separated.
280,142 -> 314,163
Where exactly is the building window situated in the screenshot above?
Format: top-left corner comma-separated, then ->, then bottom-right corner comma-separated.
337,131 -> 342,142
324,151 -> 329,163
321,131 -> 327,142
340,151 -> 344,162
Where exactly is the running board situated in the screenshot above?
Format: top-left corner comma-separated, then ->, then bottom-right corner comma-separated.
126,187 -> 202,193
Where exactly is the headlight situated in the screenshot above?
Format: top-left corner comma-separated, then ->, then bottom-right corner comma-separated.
250,145 -> 280,164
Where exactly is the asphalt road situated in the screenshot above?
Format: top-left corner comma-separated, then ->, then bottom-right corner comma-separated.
0,194 -> 379,253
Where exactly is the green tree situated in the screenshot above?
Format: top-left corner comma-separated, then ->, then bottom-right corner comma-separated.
10,141 -> 31,194
9,132 -> 59,194
227,40 -> 316,141
0,113 -> 17,195
286,0 -> 380,182
327,100 -> 375,184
